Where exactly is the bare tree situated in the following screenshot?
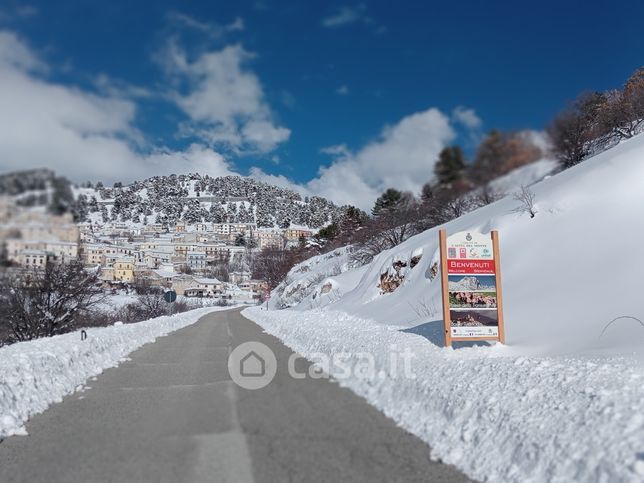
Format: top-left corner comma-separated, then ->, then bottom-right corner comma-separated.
547,92 -> 607,168
474,184 -> 504,207
512,185 -> 537,218
352,201 -> 422,263
252,247 -> 294,289
598,69 -> 644,141
0,261 -> 106,343
133,292 -> 169,319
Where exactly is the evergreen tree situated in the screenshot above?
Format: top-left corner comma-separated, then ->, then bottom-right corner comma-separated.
48,176 -> 74,215
234,233 -> 246,247
372,188 -> 403,217
434,145 -> 465,186
420,183 -> 434,204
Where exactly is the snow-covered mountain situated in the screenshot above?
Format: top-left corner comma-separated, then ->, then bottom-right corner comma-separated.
448,276 -> 495,291
75,174 -> 344,230
0,170 -> 344,230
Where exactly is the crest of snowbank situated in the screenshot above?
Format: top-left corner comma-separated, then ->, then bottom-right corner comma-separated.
243,306 -> 644,482
0,306 -> 232,438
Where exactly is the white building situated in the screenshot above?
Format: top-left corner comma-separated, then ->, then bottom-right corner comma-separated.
186,251 -> 207,271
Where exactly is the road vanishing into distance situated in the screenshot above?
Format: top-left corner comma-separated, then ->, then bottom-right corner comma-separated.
0,308 -> 471,483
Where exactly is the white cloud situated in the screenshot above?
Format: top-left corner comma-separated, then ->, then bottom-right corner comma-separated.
162,42 -> 290,153
226,17 -> 245,32
320,144 -> 350,157
167,12 -> 244,38
336,84 -> 349,95
452,106 -> 482,130
322,4 -> 368,28
0,31 -> 235,184
0,31 -> 45,72
518,129 -> 551,155
93,73 -> 152,100
306,108 -> 455,209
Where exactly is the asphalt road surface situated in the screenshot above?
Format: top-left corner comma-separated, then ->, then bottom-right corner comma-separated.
0,308 -> 471,483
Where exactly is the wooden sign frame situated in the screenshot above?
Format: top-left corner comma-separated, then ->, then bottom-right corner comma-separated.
439,229 -> 505,347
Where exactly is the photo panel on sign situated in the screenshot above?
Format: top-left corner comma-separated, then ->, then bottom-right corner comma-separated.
449,309 -> 499,338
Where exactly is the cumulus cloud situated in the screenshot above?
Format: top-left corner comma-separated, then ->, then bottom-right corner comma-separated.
0,31 -> 235,184
306,108 -> 455,209
162,41 -> 290,153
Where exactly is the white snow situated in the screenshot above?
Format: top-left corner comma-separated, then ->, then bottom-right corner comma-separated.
243,134 -> 644,482
0,306 -> 233,439
489,158 -> 557,194
271,246 -> 368,310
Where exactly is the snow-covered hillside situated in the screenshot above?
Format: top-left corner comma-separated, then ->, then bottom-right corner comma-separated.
245,134 -> 644,481
75,173 -> 342,230
270,246 -> 368,310
0,169 -> 343,230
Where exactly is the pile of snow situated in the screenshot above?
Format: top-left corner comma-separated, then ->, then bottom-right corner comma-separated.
0,306 -> 231,438
244,134 -> 644,481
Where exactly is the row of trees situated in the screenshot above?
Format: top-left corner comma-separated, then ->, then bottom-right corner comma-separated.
433,130 -> 542,189
308,128 -> 543,263
548,67 -> 644,168
317,68 -> 644,265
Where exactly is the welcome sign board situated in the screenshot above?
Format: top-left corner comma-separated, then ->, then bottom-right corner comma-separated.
439,229 -> 505,346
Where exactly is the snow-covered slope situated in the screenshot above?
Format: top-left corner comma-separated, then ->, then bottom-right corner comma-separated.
245,134 -> 644,482
275,136 -> 644,351
488,158 -> 557,194
270,246 -> 368,309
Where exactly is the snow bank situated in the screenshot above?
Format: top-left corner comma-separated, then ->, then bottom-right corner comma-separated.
0,306 -> 232,438
244,306 -> 644,482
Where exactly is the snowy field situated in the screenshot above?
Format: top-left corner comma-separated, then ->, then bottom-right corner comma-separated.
0,306 -> 233,439
244,134 -> 644,482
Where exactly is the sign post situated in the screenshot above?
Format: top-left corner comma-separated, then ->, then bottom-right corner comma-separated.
439,229 -> 505,347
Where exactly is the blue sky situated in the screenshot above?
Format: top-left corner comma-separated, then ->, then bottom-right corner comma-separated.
0,0 -> 642,209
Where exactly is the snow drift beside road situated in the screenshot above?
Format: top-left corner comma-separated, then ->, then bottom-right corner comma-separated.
244,306 -> 644,482
0,306 -> 231,439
